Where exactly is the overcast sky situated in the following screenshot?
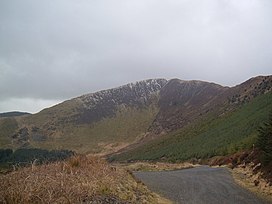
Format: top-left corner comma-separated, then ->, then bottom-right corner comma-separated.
0,0 -> 272,113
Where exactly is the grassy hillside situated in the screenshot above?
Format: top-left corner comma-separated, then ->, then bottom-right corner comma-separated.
29,105 -> 159,153
23,99 -> 82,128
112,92 -> 272,162
0,100 -> 159,154
0,118 -> 18,148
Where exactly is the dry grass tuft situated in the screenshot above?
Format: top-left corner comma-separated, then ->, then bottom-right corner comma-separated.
0,155 -> 164,203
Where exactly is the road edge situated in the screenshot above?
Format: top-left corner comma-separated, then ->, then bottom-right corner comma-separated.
229,166 -> 272,203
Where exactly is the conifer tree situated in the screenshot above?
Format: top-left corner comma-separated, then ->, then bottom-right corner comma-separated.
257,112 -> 272,165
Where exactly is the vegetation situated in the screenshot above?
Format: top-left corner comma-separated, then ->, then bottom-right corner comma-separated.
0,100 -> 159,154
0,149 -> 13,163
257,111 -> 272,165
112,93 -> 272,162
0,148 -> 74,169
0,155 -> 169,203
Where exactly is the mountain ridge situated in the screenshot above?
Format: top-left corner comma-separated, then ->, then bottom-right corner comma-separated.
0,75 -> 271,156
77,78 -> 168,124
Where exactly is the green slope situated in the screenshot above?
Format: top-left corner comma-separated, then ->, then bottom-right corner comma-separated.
0,118 -> 18,148
29,105 -> 159,153
112,92 -> 272,162
0,95 -> 160,153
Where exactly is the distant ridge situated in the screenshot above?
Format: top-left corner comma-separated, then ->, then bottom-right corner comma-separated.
0,111 -> 30,118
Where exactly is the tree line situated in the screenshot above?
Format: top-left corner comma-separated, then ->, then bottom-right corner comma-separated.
0,148 -> 74,166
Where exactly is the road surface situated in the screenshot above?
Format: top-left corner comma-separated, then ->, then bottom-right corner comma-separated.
134,166 -> 269,204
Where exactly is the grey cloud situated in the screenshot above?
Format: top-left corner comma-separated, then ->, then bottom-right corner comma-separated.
0,0 -> 272,112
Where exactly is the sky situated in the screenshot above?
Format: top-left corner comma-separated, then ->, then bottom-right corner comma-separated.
0,0 -> 272,113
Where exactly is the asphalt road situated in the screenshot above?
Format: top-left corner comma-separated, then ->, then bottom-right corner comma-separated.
134,166 -> 270,204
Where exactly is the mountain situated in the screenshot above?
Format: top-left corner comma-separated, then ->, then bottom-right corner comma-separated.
0,79 -> 167,152
112,75 -> 272,161
112,92 -> 272,161
0,75 -> 272,159
150,76 -> 272,134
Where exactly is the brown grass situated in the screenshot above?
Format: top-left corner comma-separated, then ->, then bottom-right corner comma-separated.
0,155 -> 167,203
119,161 -> 195,172
231,164 -> 272,203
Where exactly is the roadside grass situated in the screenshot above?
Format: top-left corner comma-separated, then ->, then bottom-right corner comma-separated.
112,93 -> 272,162
231,166 -> 272,203
117,161 -> 195,172
209,149 -> 272,203
0,155 -> 171,203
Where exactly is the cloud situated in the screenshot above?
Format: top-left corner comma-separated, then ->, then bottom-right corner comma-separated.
0,0 -> 271,112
